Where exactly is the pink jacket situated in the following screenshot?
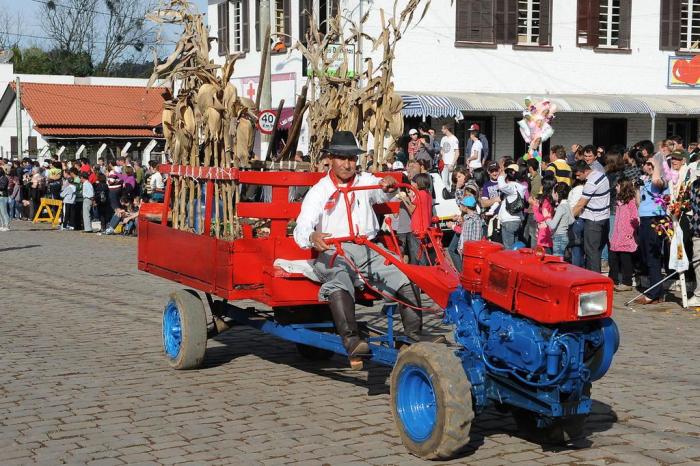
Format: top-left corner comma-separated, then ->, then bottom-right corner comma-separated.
610,199 -> 639,252
533,198 -> 553,248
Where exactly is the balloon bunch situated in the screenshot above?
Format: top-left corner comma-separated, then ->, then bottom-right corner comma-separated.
517,97 -> 557,149
651,216 -> 675,239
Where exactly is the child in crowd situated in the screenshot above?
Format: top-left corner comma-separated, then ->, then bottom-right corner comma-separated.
545,183 -> 573,257
59,173 -> 76,230
609,178 -> 639,291
398,173 -> 433,265
532,175 -> 556,252
458,196 -> 484,255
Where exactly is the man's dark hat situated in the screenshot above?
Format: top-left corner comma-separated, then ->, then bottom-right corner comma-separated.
322,131 -> 363,157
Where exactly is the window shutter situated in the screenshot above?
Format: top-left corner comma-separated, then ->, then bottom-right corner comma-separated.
217,1 -> 229,56
242,0 -> 250,52
456,0 -> 495,44
283,0 -> 291,46
617,0 -> 631,49
539,0 -> 552,46
494,0 -> 517,44
255,0 -> 260,51
299,0 -> 312,45
660,0 -> 681,51
586,0 -> 599,47
576,0 -> 600,46
10,136 -> 17,156
28,137 -> 37,155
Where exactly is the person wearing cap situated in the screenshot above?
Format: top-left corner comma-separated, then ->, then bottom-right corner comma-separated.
465,123 -> 490,164
497,163 -> 527,249
466,129 -> 483,171
407,128 -> 421,160
294,131 -> 428,360
457,195 -> 483,255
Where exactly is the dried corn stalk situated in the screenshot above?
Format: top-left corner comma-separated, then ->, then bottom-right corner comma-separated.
147,0 -> 259,239
296,0 -> 429,168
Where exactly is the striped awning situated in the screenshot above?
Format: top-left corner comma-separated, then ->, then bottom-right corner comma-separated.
431,92 -> 700,115
400,93 -> 464,119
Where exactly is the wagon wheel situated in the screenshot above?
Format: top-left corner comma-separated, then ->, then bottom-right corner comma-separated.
390,343 -> 474,460
162,289 -> 208,370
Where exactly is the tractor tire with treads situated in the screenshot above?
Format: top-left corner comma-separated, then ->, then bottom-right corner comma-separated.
390,342 -> 474,460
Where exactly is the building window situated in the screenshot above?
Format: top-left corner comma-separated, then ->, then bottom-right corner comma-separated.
456,0 -> 551,48
598,0 -> 620,47
227,0 -> 250,53
681,0 -> 700,50
257,0 -> 291,51
578,0 -> 630,49
517,0 -> 540,45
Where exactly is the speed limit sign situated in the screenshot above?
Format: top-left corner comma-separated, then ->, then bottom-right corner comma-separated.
257,109 -> 277,135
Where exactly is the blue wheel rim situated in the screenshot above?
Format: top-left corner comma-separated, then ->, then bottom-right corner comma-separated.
163,300 -> 182,359
396,364 -> 437,442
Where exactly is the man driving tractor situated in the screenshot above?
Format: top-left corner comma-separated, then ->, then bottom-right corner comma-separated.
293,131 -> 426,358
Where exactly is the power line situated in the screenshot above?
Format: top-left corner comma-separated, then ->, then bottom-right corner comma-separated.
31,0 -> 151,23
3,31 -> 177,46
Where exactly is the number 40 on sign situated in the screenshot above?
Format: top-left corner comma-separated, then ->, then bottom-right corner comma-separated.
257,109 -> 277,135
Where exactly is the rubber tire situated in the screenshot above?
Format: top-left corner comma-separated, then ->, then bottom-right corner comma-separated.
163,289 -> 207,370
295,343 -> 335,360
390,343 -> 474,460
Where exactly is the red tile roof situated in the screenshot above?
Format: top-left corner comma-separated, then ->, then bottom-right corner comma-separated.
10,82 -> 166,138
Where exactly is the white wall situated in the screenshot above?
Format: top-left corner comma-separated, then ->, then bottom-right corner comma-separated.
0,97 -> 49,160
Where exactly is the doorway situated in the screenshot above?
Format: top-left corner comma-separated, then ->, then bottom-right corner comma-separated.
593,118 -> 627,151
667,118 -> 698,146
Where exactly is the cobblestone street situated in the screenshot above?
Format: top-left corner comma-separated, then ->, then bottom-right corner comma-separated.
1,221 -> 700,465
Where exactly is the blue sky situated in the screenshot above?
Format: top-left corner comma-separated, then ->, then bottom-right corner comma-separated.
0,0 -> 209,57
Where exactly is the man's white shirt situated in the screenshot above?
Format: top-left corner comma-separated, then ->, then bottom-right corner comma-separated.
441,135 -> 459,165
293,172 -> 390,249
469,139 -> 483,169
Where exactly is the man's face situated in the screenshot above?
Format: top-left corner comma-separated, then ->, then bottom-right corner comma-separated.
575,169 -> 588,182
549,150 -> 556,162
488,168 -> 499,181
583,150 -> 596,165
407,161 -> 420,178
441,126 -> 447,135
330,155 -> 357,182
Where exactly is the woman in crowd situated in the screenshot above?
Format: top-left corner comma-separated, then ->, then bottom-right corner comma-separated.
546,182 -> 573,257
497,164 -> 526,249
609,177 -> 639,291
0,167 -> 10,231
532,174 -> 556,251
568,176 -> 586,267
634,157 -> 668,304
444,166 -> 470,270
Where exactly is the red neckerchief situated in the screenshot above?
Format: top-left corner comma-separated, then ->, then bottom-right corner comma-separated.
324,170 -> 356,211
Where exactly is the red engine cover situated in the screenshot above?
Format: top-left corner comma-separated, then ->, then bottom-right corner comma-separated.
464,241 -> 613,323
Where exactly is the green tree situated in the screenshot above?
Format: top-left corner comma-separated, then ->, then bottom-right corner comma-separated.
12,47 -> 52,74
46,49 -> 94,76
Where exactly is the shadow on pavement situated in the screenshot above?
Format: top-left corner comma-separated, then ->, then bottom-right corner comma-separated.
0,244 -> 41,253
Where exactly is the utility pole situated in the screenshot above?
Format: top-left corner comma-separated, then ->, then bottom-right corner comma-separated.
259,0 -> 272,160
15,77 -> 22,160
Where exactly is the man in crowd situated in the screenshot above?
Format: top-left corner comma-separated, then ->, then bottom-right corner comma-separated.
466,129 -> 483,171
440,124 -> 459,189
293,131 -> 427,360
572,160 -> 610,273
465,123 -> 490,163
546,145 -> 572,185
583,145 -> 605,173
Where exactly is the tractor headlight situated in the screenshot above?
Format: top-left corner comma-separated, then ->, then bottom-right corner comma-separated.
577,291 -> 607,317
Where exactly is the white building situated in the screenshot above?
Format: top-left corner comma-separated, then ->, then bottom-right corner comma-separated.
0,62 -> 164,161
209,0 -> 700,159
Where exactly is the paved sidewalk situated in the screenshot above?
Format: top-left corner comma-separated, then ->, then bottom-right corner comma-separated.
1,221 -> 699,465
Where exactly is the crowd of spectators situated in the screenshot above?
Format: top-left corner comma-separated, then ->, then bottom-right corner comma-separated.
406,133 -> 700,306
0,156 -> 164,236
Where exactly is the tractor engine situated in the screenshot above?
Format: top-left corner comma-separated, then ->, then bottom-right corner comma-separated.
446,241 -> 619,417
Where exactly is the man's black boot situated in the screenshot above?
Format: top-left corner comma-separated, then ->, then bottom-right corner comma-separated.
396,283 -> 423,342
396,283 -> 447,344
328,290 -> 370,356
